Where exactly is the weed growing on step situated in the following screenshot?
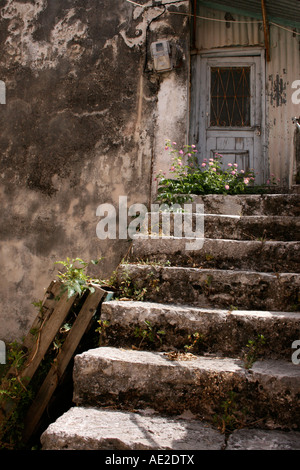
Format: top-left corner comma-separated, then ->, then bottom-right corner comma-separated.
184,332 -> 204,353
213,391 -> 244,434
103,266 -> 162,302
134,320 -> 166,349
243,334 -> 266,369
95,320 -> 110,346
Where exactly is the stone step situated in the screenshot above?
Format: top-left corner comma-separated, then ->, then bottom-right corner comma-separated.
40,407 -> 225,450
114,264 -> 300,312
72,347 -> 300,430
100,301 -> 300,360
190,194 -> 300,217
40,406 -> 300,450
140,213 -> 300,242
226,428 -> 300,450
130,236 -> 300,273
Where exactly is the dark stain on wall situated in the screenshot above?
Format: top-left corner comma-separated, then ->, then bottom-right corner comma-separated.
269,74 -> 287,107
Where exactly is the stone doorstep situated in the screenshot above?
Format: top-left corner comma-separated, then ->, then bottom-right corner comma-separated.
100,301 -> 300,359
115,264 -> 300,311
72,347 -> 300,428
40,407 -> 225,450
40,406 -> 300,451
139,213 -> 300,242
190,194 -> 300,217
130,236 -> 300,272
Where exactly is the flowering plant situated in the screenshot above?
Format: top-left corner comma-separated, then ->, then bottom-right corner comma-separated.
156,141 -> 255,205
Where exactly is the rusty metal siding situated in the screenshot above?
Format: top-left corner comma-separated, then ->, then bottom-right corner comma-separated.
199,0 -> 300,29
195,6 -> 265,50
267,26 -> 300,184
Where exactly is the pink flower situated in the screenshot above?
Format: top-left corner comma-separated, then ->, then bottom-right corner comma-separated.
178,160 -> 182,166
209,158 -> 214,162
201,163 -> 206,167
179,150 -> 184,155
225,184 -> 230,190
244,178 -> 250,184
187,153 -> 191,157
209,162 -> 213,166
165,146 -> 169,150
231,171 -> 236,175
203,158 -> 207,162
228,163 -> 233,167
170,166 -> 175,171
240,170 -> 245,174
192,144 -> 196,148
212,168 -> 216,172
233,163 -> 238,167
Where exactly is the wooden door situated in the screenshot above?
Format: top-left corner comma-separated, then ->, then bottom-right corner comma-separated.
191,51 -> 266,184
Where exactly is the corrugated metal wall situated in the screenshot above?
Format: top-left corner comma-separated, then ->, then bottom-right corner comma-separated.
195,6 -> 265,49
193,5 -> 300,185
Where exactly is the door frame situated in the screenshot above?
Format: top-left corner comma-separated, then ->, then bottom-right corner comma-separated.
190,47 -> 267,183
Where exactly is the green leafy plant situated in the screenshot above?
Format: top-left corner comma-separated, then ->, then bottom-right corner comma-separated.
184,332 -> 204,352
213,391 -> 243,434
55,257 -> 102,299
95,320 -> 110,346
105,269 -> 148,301
134,320 -> 166,349
155,141 -> 257,205
0,342 -> 33,450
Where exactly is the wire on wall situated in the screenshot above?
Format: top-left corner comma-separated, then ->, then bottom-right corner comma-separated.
125,0 -> 300,35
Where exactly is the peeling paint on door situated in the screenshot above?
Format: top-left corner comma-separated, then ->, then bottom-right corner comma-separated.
269,74 -> 287,107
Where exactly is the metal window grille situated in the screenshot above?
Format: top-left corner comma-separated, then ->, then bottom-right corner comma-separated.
210,67 -> 251,127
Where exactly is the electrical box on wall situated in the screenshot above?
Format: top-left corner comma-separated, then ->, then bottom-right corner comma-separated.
150,40 -> 172,72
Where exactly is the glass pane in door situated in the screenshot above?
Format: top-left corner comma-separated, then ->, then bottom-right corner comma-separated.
210,67 -> 251,127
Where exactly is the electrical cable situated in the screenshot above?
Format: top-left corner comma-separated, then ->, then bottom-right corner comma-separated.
144,4 -> 167,72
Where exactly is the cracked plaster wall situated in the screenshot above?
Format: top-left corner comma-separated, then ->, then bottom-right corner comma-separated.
0,0 -> 190,341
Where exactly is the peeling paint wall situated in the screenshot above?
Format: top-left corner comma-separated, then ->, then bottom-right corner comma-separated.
0,0 -> 190,341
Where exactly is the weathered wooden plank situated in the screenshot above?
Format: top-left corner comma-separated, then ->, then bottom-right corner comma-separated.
22,285 -> 106,443
23,280 -> 62,352
19,288 -> 77,381
0,281 -> 76,428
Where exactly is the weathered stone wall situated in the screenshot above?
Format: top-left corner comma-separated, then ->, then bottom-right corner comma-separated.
0,0 -> 190,341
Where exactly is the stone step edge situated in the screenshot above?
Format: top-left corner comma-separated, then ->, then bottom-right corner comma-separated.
40,406 -> 225,450
132,235 -> 300,245
118,263 -> 300,277
129,237 -> 300,271
72,348 -> 300,430
101,300 -> 300,321
40,406 -> 300,450
100,301 -> 300,360
74,347 -> 300,386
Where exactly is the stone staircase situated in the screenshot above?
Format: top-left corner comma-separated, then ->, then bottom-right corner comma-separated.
41,194 -> 300,450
